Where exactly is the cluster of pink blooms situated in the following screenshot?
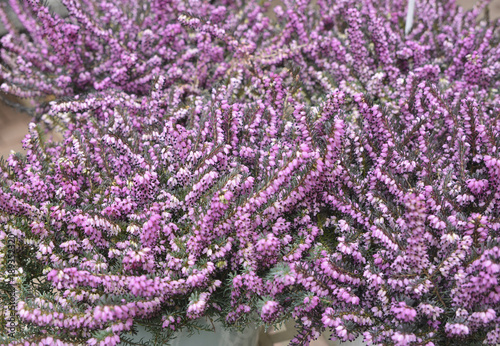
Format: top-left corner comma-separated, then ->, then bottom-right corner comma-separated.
0,0 -> 500,345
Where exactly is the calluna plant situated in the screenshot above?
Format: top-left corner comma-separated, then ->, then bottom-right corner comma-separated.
0,0 -> 500,345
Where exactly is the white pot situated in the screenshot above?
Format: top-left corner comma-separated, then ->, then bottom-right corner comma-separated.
119,318 -> 260,346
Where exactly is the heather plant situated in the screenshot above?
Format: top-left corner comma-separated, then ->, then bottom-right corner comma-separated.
0,0 -> 500,345
0,0 -> 270,115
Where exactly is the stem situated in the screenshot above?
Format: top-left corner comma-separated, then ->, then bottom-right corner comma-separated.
424,269 -> 447,309
405,0 -> 416,35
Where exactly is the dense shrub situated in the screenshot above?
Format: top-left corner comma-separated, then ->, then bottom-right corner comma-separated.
1,0 -> 500,345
